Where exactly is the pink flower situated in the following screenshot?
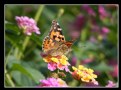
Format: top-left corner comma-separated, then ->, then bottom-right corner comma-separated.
39,78 -> 68,87
48,62 -> 57,71
71,56 -> 77,66
110,65 -> 118,77
81,5 -> 96,17
106,81 -> 116,87
108,60 -> 118,78
89,36 -> 97,43
101,27 -> 110,34
15,16 -> 40,35
68,14 -> 86,39
57,63 -> 70,72
40,78 -> 59,87
99,27 -> 110,39
81,58 -> 93,65
98,5 -> 110,20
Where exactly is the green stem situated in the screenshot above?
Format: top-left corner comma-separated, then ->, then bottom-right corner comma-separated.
5,69 -> 15,87
56,8 -> 64,19
18,36 -> 30,59
57,69 -> 60,74
34,5 -> 45,22
5,47 -> 14,68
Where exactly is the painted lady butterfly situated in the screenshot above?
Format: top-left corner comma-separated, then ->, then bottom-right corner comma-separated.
42,20 -> 74,56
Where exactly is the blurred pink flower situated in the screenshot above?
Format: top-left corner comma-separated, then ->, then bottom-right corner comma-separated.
108,59 -> 118,78
98,5 -> 110,20
40,78 -> 58,87
89,36 -> 97,43
84,81 -> 99,88
81,58 -> 93,65
15,16 -> 40,35
84,84 -> 100,88
48,62 -> 57,71
99,27 -> 110,39
105,80 -> 116,87
108,59 -> 117,65
39,78 -> 68,87
101,27 -> 110,34
71,56 -> 77,66
110,65 -> 118,77
81,5 -> 96,17
90,18 -> 100,32
68,14 -> 86,39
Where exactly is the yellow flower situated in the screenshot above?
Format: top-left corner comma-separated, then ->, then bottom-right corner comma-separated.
60,59 -> 68,65
72,66 -> 78,71
61,55 -> 68,61
88,68 -> 94,73
72,65 -> 98,84
78,65 -> 84,70
43,55 -> 69,66
81,76 -> 90,82
51,57 -> 59,63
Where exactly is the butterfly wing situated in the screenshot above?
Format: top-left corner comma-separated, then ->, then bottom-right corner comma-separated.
49,20 -> 66,42
42,20 -> 74,56
42,20 -> 65,52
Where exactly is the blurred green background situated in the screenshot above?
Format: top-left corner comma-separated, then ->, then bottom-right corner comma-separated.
5,4 -> 118,87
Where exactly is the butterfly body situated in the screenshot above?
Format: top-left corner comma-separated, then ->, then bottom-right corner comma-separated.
42,20 -> 74,56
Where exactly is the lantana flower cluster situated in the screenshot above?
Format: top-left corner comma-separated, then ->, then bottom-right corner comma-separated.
15,16 -> 40,35
40,53 -> 99,87
43,55 -> 70,72
71,65 -> 98,85
39,77 -> 68,87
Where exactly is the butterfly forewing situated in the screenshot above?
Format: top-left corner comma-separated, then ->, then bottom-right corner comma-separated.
49,20 -> 65,42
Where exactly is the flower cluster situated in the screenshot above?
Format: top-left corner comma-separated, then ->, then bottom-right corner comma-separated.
106,80 -> 116,87
39,77 -> 68,87
81,5 -> 96,17
43,55 -> 70,72
71,65 -> 98,85
98,5 -> 110,20
15,16 -> 40,35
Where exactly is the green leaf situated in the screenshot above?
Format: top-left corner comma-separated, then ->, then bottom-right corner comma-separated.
6,55 -> 20,69
92,62 -> 113,72
5,34 -> 22,51
11,71 -> 21,86
30,34 -> 42,47
5,22 -> 20,34
11,63 -> 45,84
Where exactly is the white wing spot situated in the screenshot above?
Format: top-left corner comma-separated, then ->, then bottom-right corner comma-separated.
57,23 -> 59,25
58,28 -> 62,31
